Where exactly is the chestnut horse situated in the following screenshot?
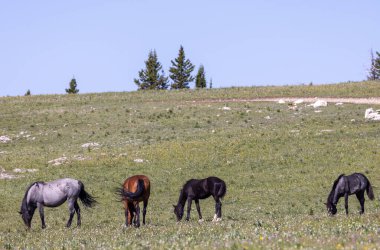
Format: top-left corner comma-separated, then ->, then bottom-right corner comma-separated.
116,175 -> 150,227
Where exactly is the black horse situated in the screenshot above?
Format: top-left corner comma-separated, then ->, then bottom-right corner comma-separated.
173,176 -> 226,222
326,173 -> 374,215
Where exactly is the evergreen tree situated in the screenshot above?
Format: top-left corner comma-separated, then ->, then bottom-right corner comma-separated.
25,89 -> 31,96
376,52 -> 380,78
65,77 -> 79,94
195,65 -> 207,88
367,50 -> 380,80
169,46 -> 195,89
134,50 -> 168,90
209,78 -> 213,89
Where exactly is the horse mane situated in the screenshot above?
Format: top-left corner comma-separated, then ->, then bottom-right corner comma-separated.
327,174 -> 345,204
20,182 -> 41,212
177,187 -> 187,206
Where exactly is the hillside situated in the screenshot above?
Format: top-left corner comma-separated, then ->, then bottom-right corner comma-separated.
1,80 -> 380,249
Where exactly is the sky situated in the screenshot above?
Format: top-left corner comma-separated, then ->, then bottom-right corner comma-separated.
0,0 -> 379,96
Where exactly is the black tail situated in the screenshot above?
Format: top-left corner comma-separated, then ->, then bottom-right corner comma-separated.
116,179 -> 144,201
78,181 -> 97,208
366,179 -> 375,200
216,181 -> 227,199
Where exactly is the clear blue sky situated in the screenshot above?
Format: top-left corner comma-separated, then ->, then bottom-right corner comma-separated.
1,1 -> 379,96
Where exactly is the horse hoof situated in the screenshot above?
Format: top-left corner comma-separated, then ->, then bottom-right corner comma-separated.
212,214 -> 218,222
212,217 -> 222,222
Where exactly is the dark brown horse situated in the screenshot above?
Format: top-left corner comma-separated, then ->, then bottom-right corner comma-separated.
116,175 -> 150,227
326,173 -> 374,215
173,176 -> 226,222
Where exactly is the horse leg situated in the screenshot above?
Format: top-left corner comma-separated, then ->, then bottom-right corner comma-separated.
216,199 -> 222,219
66,200 -> 76,227
356,191 -> 365,214
142,200 -> 148,225
37,203 -> 46,229
213,197 -> 222,222
74,201 -> 81,227
344,193 -> 349,215
124,208 -> 129,227
124,202 -> 136,227
134,204 -> 141,227
194,199 -> 203,222
186,198 -> 193,221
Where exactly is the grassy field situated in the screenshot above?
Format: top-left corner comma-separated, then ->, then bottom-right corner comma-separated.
1,81 -> 380,249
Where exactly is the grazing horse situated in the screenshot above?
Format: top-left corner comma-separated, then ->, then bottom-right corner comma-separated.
19,178 -> 97,229
173,176 -> 226,222
326,173 -> 374,215
116,175 -> 150,227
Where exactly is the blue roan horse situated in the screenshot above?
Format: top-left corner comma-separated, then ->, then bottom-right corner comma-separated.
19,178 -> 97,229
326,173 -> 374,215
173,176 -> 226,222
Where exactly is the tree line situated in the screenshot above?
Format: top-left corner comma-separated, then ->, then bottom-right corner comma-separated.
134,46 -> 210,90
24,48 -> 380,96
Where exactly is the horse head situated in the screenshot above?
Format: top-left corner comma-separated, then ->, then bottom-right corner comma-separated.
173,204 -> 184,221
20,203 -> 36,228
325,202 -> 337,215
20,183 -> 38,229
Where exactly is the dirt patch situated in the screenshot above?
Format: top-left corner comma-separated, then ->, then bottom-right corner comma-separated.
189,97 -> 380,105
0,168 -> 17,179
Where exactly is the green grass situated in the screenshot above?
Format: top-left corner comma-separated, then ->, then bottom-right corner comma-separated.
1,81 -> 380,249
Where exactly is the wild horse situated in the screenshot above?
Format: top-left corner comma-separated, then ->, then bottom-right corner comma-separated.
173,176 -> 226,222
326,173 -> 374,215
19,178 -> 97,229
116,175 -> 150,227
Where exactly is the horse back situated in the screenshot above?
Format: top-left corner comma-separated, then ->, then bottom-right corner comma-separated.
184,177 -> 226,200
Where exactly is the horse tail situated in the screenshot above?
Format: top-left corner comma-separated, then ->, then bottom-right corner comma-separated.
366,179 -> 375,200
217,181 -> 227,199
117,179 -> 145,201
78,181 -> 97,208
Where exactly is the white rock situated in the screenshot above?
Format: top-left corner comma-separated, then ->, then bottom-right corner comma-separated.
312,100 -> 327,108
81,142 -> 100,148
48,156 -> 68,166
365,108 -> 380,121
0,136 -> 11,143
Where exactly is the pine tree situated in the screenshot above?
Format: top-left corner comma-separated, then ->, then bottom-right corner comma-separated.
195,65 -> 207,88
367,50 -> 380,80
65,77 -> 79,94
375,51 -> 380,80
134,50 -> 168,90
209,78 -> 213,89
25,89 -> 31,96
169,46 -> 195,89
